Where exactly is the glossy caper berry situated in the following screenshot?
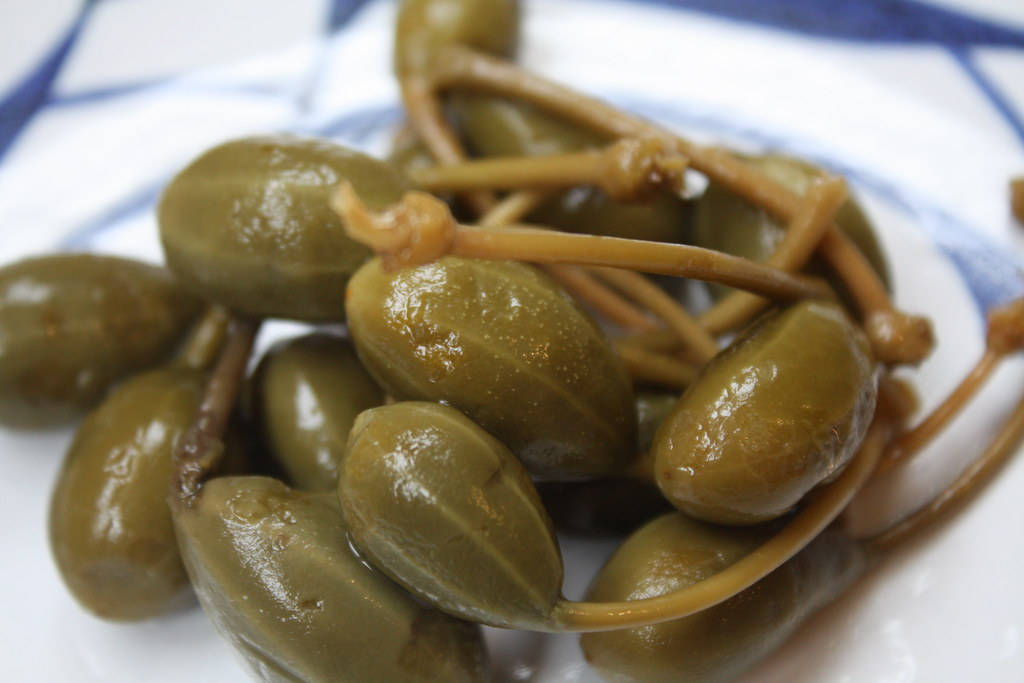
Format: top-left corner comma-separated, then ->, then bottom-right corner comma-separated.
346,256 -> 637,479
158,135 -> 411,321
339,402 -> 563,629
0,253 -> 201,428
450,93 -> 692,243
49,367 -> 205,620
174,476 -> 489,682
581,513 -> 867,683
394,0 -> 520,77
253,333 -> 385,491
653,301 -> 877,524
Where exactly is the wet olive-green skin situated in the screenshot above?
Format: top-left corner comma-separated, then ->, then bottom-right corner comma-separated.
347,257 -> 636,478
654,301 -> 877,525
340,402 -> 563,629
450,93 -> 605,158
581,514 -> 867,683
175,476 -> 489,682
49,367 -> 205,620
0,254 -> 201,428
693,153 -> 890,299
254,333 -> 385,491
450,93 -> 691,243
158,135 -> 411,321
395,0 -> 520,76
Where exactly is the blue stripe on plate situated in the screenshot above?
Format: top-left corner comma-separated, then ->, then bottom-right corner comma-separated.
626,0 -> 1024,147
327,0 -> 374,32
947,46 -> 1024,148
0,0 -> 95,162
623,0 -> 1024,47
34,0 -> 374,114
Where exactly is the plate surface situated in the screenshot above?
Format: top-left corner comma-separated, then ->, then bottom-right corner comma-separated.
1,1 -> 1024,681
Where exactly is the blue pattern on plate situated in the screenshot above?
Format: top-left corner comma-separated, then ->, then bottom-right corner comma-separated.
0,0 -> 95,162
6,0 -> 1024,323
629,0 -> 1024,46
4,0 -> 1023,154
328,0 -> 374,31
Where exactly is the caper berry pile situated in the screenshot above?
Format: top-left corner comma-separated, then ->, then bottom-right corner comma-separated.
7,1 -> 1024,681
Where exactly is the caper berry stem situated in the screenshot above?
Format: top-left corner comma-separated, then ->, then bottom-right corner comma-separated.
428,46 -> 643,141
877,349 -> 1000,476
174,306 -> 230,372
478,192 -> 671,335
545,265 -> 661,332
698,176 -> 848,335
170,316 -> 259,509
409,137 -> 687,201
1010,176 -> 1023,224
428,46 -> 934,364
877,297 -> 1024,475
549,418 -> 890,632
613,342 -> 697,390
870,390 -> 1024,550
615,328 -> 683,354
330,182 -> 833,302
593,267 -> 718,363
455,223 -> 831,301
478,189 -> 547,227
400,76 -> 495,214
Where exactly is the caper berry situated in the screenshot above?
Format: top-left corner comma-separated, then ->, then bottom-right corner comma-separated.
346,256 -> 637,479
581,513 -> 867,683
253,333 -> 385,491
174,475 -> 490,682
654,300 -> 877,524
339,402 -> 563,629
158,135 -> 411,321
0,254 -> 201,428
49,367 -> 205,620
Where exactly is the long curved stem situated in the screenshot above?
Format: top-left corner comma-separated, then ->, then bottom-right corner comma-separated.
593,266 -> 718,363
331,183 -> 831,302
400,76 -> 495,214
452,224 -> 831,300
409,138 -> 686,201
876,349 -> 1001,476
699,177 -> 847,335
427,47 -> 933,364
545,264 -> 660,332
478,190 -> 547,228
614,342 -> 698,390
875,297 -> 1024,475
478,191 -> 661,331
549,419 -> 890,632
870,392 -> 1024,551
615,328 -> 683,354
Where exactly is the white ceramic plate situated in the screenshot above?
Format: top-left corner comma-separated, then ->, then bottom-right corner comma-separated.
2,1 -> 1024,681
